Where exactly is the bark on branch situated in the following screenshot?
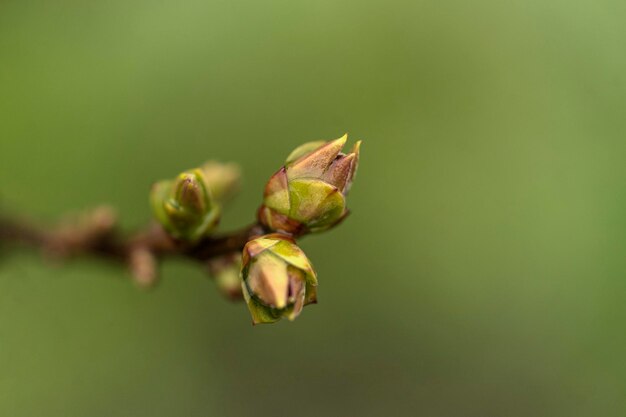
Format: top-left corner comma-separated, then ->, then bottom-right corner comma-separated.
0,206 -> 263,287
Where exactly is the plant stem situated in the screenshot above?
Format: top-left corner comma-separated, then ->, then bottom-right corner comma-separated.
0,207 -> 264,287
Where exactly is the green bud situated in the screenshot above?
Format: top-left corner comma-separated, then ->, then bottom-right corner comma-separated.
241,234 -> 317,324
200,161 -> 241,204
258,134 -> 361,235
207,253 -> 243,300
150,169 -> 220,241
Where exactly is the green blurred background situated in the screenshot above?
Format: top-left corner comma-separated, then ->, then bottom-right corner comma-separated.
1,0 -> 625,415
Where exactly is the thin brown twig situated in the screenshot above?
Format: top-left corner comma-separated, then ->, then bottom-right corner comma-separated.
0,206 -> 264,287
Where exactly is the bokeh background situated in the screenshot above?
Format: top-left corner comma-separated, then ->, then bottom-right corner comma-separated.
1,0 -> 625,416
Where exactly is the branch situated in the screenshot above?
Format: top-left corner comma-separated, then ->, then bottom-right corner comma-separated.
0,206 -> 263,287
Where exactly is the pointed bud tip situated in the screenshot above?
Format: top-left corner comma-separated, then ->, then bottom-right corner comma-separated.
171,170 -> 212,213
286,134 -> 349,179
322,153 -> 356,192
173,172 -> 200,196
334,133 -> 348,147
176,171 -> 200,184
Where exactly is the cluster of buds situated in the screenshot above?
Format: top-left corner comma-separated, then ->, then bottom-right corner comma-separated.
150,135 -> 361,324
242,134 -> 361,323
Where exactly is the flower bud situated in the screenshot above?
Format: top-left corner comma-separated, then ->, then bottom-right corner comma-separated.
258,134 -> 361,235
150,169 -> 220,241
207,253 -> 243,300
241,234 -> 317,324
200,161 -> 241,204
